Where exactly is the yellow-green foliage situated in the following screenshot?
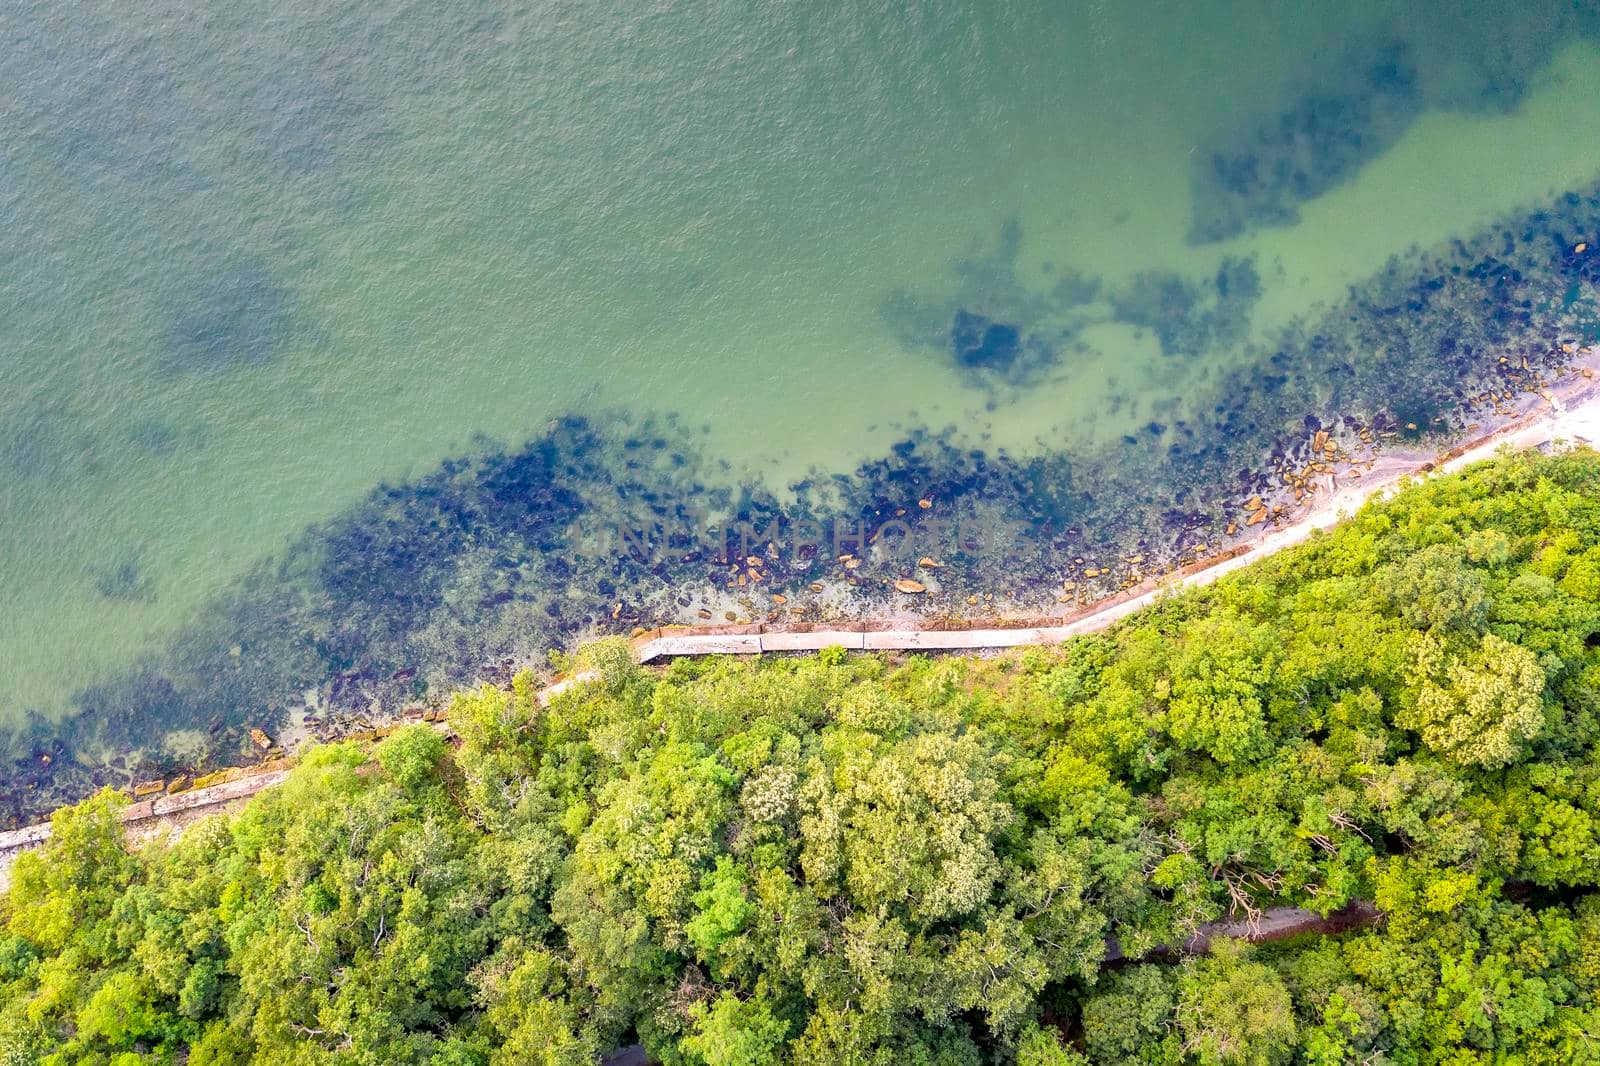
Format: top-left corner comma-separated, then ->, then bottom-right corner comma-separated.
8,450 -> 1600,1064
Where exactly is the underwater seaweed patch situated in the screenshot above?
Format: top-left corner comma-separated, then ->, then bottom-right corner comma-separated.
1189,5 -> 1600,245
1414,0 -> 1584,114
233,63 -> 374,178
126,420 -> 181,457
881,216 -> 1099,387
1108,256 -> 1261,358
93,558 -> 156,603
950,310 -> 1023,371
1188,39 -> 1423,244
0,400 -> 80,484
895,221 -> 1262,374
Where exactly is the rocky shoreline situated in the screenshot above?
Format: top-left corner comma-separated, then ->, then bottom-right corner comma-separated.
10,344 -> 1600,859
2,181 -> 1597,828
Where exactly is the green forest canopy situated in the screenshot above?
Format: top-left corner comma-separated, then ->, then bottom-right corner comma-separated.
9,449 -> 1600,1064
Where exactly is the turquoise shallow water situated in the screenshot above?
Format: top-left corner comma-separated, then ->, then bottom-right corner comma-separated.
3,0 -> 1600,816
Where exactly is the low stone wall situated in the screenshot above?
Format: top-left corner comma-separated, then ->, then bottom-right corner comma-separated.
0,766 -> 291,892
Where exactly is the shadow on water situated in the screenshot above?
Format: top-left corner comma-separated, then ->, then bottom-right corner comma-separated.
4,175 -> 1597,826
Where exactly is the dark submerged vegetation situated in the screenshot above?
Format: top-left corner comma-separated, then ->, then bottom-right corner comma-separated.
159,257 -> 300,376
881,216 -> 1097,387
1187,38 -> 1425,245
10,449 -> 1600,1062
1188,5 -> 1600,244
1107,256 -> 1261,359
